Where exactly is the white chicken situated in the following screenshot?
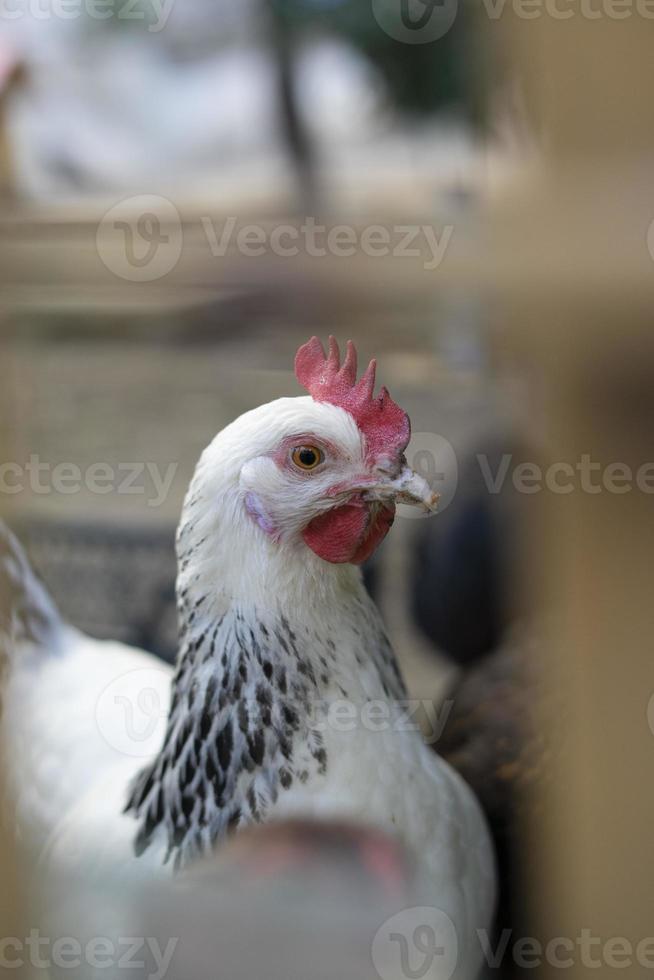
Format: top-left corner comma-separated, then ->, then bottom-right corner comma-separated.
1,337 -> 495,975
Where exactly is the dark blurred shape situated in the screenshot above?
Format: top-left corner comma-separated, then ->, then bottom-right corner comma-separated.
0,44 -> 25,198
412,493 -> 503,665
268,1 -> 318,205
437,629 -> 546,940
270,0 -> 488,125
410,444 -> 516,666
14,518 -> 178,662
409,438 -> 541,941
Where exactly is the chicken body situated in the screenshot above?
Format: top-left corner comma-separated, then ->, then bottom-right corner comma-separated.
1,368 -> 496,977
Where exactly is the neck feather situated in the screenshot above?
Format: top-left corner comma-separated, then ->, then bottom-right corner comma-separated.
125,445 -> 406,868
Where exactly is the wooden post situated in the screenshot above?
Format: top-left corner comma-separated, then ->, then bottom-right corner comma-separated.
494,6 -> 654,976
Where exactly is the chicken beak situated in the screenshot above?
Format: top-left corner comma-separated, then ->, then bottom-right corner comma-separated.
363,465 -> 439,515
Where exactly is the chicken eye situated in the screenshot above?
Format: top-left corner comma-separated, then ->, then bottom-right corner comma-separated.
291,446 -> 324,471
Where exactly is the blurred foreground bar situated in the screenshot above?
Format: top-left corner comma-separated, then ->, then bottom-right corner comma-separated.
498,9 -> 654,980
0,351 -> 27,979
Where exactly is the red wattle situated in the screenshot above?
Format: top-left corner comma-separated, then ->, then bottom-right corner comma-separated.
302,499 -> 395,565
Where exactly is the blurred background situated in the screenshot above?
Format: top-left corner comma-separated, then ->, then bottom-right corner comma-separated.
1,0 -> 654,977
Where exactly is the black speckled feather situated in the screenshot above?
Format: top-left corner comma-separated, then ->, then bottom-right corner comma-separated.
125,606 -> 337,868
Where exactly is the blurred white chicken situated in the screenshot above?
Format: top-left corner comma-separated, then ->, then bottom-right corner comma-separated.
1,337 -> 494,976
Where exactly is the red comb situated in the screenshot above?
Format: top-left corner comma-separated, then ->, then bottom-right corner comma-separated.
294,336 -> 410,462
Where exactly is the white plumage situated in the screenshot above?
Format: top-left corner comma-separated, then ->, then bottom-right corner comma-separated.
1,348 -> 495,976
